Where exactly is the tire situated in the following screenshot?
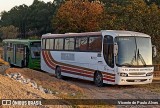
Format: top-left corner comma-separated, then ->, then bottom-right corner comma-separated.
94,72 -> 103,87
55,66 -> 62,79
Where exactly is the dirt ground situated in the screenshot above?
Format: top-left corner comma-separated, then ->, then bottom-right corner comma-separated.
0,47 -> 160,108
0,68 -> 160,108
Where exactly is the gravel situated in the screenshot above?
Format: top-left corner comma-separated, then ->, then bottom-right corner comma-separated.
4,73 -> 53,95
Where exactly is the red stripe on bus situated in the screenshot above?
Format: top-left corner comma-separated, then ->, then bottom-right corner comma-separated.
104,75 -> 115,79
45,51 -> 93,78
103,78 -> 115,82
43,51 -> 115,82
42,51 -> 55,70
45,51 -> 56,67
44,51 -> 91,76
62,69 -> 93,78
102,72 -> 115,77
47,51 -> 94,75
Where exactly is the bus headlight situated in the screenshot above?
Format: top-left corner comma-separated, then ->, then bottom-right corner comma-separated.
146,72 -> 153,76
118,73 -> 128,77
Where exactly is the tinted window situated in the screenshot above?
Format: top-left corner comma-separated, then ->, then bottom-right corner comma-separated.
103,35 -> 114,68
65,38 -> 75,50
46,39 -> 50,49
50,39 -> 54,49
55,38 -> 64,50
7,43 -> 13,51
89,36 -> 102,51
75,37 -> 88,51
42,39 -> 45,49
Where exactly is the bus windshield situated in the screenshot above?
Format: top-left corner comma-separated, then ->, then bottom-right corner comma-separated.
115,37 -> 152,67
30,42 -> 41,59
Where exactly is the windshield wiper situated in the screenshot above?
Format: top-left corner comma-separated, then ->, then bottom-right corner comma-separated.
131,50 -> 137,65
131,49 -> 146,66
137,49 -> 146,66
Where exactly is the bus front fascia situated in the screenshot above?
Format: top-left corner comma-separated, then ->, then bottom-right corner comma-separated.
113,42 -> 154,85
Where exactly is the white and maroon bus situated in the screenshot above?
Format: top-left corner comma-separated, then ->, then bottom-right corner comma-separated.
41,30 -> 156,86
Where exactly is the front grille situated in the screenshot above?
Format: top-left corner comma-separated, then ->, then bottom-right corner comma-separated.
129,72 -> 146,76
126,79 -> 147,82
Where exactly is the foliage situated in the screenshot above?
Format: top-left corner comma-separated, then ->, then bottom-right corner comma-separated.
100,0 -> 160,63
0,0 -> 58,38
145,0 -> 160,6
0,25 -> 19,39
0,0 -> 160,62
52,0 -> 105,33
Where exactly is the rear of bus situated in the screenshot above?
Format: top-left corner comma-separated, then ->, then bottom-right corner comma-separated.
28,41 -> 41,70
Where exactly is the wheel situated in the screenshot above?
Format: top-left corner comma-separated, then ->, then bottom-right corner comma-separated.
55,66 -> 62,79
94,72 -> 103,87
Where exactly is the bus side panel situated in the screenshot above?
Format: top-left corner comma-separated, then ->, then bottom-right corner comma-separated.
41,51 -> 85,80
50,51 -> 98,81
41,50 -> 116,84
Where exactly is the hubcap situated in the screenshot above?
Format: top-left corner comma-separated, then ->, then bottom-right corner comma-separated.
96,73 -> 102,84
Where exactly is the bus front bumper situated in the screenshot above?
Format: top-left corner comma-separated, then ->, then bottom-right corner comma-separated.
116,76 -> 153,85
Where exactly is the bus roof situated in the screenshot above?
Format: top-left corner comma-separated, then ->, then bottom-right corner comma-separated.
42,30 -> 150,38
2,39 -> 41,44
101,30 -> 150,38
42,32 -> 101,38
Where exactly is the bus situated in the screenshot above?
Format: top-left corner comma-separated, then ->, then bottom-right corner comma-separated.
3,39 -> 41,69
41,30 -> 157,86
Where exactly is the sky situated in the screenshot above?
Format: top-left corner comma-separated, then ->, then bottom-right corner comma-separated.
0,0 -> 53,13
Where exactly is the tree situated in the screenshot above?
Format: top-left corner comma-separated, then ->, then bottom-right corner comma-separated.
145,0 -> 160,6
101,0 -> 148,30
52,0 -> 105,33
0,0 -> 58,38
0,25 -> 19,39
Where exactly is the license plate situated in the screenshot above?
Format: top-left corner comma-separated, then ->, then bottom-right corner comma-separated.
135,79 -> 141,82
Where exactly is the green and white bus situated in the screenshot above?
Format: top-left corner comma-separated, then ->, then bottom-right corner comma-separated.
2,39 -> 41,69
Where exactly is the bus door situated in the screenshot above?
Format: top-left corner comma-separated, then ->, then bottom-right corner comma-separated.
103,35 -> 114,71
24,46 -> 29,67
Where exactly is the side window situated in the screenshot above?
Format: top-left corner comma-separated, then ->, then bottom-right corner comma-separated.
75,37 -> 88,51
65,38 -> 75,50
7,43 -> 12,51
89,36 -> 102,52
55,38 -> 64,50
103,35 -> 114,68
50,39 -> 54,50
46,39 -> 50,49
19,44 -> 24,53
42,39 -> 46,49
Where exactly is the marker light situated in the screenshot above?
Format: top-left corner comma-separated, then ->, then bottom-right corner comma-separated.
118,73 -> 128,77
146,72 -> 153,76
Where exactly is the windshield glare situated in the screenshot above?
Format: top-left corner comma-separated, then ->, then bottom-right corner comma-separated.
116,37 -> 152,66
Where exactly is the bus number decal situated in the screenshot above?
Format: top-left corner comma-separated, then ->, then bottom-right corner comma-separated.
61,53 -> 75,61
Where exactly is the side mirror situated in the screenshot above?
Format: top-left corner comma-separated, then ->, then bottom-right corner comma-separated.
114,43 -> 118,56
152,45 -> 157,58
